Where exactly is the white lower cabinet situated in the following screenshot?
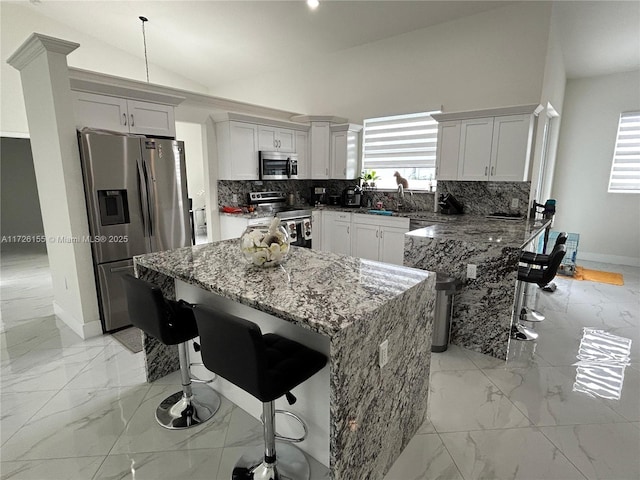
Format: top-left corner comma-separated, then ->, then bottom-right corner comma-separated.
322,211 -> 352,255
219,215 -> 249,240
351,214 -> 409,266
311,210 -> 323,251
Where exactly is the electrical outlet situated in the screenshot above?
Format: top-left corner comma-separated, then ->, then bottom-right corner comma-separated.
232,194 -> 238,205
467,264 -> 477,279
379,339 -> 389,368
511,198 -> 519,209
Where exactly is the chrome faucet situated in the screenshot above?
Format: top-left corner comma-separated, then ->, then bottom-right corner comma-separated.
397,184 -> 404,210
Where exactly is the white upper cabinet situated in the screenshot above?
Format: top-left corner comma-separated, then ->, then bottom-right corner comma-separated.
214,114 -> 309,180
490,114 -> 532,181
435,121 -> 461,180
310,122 -> 331,179
458,117 -> 495,181
295,130 -> 310,179
330,124 -> 361,180
216,121 -> 259,180
258,126 -> 295,152
73,91 -> 175,137
433,105 -> 540,182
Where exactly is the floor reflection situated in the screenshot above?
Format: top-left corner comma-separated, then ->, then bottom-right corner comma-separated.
573,328 -> 632,400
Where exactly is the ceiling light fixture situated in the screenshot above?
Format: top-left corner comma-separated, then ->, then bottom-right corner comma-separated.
139,16 -> 150,83
307,0 -> 319,10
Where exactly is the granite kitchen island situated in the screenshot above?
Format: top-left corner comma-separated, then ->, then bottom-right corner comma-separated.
405,215 -> 551,360
134,240 -> 435,480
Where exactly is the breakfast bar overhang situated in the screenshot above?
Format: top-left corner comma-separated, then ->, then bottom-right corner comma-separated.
134,241 -> 436,480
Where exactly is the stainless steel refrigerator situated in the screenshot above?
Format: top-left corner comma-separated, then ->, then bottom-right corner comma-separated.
78,130 -> 190,332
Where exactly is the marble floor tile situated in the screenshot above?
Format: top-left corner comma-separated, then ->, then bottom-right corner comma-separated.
109,384 -> 234,455
416,416 -> 436,435
65,345 -> 146,389
221,404 -> 264,449
530,327 -> 588,367
429,345 -> 478,372
440,427 -> 585,479
601,365 -> 640,421
0,386 -> 148,461
93,448 -> 224,480
1,346 -> 106,393
428,370 -> 530,432
0,456 -> 105,480
540,423 -> 640,480
0,390 -> 58,446
383,433 -> 463,480
483,366 -> 627,426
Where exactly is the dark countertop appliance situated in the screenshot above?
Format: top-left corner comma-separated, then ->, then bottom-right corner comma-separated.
439,193 -> 464,215
342,186 -> 362,207
311,186 -> 327,206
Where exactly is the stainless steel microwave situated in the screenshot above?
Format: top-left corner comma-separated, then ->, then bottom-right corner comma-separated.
259,151 -> 298,180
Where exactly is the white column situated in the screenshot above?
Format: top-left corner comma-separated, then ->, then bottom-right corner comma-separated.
7,33 -> 101,338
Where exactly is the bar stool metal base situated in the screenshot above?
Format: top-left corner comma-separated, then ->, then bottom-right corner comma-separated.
232,441 -> 310,480
519,307 -> 545,323
155,384 -> 221,430
511,323 -> 539,341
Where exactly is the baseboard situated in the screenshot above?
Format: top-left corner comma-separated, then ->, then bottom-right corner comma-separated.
579,252 -> 640,267
53,302 -> 103,339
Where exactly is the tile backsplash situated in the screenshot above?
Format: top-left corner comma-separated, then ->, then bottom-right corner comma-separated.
437,181 -> 531,216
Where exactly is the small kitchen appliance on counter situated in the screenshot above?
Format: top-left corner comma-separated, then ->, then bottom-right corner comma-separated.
311,186 -> 327,205
438,193 -> 464,215
341,186 -> 362,207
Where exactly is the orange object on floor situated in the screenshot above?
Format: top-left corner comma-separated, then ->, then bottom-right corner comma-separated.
572,266 -> 624,285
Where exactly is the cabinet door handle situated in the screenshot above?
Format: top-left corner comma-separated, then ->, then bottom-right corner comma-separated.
123,113 -> 127,126
490,166 -> 494,176
347,226 -> 350,234
485,166 -> 488,176
376,230 -> 378,238
380,230 -> 383,238
325,167 -> 328,176
130,114 -> 135,127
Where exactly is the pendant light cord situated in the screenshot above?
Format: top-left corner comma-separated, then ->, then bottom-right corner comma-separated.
139,16 -> 149,83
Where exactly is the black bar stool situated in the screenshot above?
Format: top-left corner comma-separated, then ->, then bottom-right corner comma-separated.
511,244 -> 566,341
192,304 -> 327,480
517,232 -> 569,322
122,274 -> 221,429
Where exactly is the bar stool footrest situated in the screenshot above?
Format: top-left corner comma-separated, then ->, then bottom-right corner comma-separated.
259,409 -> 308,443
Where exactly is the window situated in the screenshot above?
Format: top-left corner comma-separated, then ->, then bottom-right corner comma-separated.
608,111 -> 640,193
362,110 -> 440,190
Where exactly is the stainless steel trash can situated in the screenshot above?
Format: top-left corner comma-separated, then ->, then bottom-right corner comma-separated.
432,273 -> 458,353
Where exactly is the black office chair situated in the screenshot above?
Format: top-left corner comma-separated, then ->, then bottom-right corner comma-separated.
511,244 -> 566,341
122,274 -> 221,429
192,303 -> 327,480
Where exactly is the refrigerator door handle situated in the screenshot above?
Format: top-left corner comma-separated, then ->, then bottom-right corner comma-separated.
110,265 -> 134,273
136,158 -> 151,237
142,158 -> 155,236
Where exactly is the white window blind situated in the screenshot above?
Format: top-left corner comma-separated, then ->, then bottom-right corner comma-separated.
362,110 -> 440,169
608,111 -> 640,193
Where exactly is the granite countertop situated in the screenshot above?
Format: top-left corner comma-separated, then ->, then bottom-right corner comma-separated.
406,216 -> 551,248
134,240 -> 432,337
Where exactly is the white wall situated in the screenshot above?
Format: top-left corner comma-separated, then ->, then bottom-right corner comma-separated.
210,3 -> 551,123
552,70 -> 640,265
0,2 -> 209,136
175,122 -> 206,211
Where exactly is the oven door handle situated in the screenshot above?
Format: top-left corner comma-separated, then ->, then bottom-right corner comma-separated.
286,157 -> 291,178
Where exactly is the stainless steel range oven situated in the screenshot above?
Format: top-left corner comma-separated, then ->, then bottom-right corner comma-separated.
247,191 -> 311,248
